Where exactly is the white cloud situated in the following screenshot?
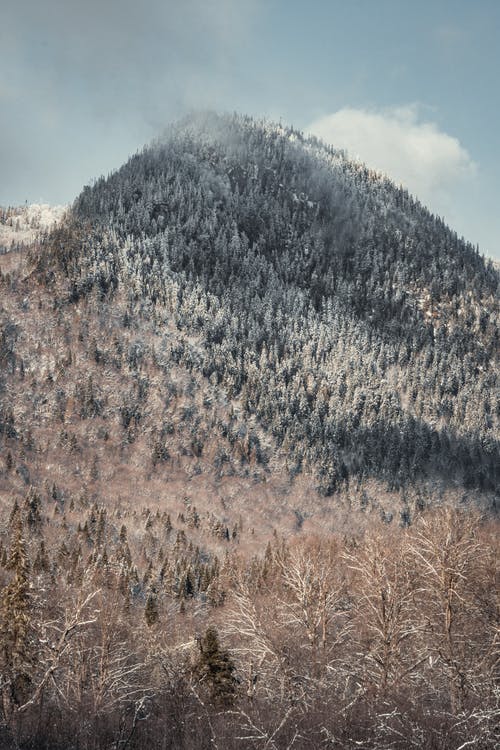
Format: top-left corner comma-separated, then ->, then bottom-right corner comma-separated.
307,105 -> 476,216
433,24 -> 466,48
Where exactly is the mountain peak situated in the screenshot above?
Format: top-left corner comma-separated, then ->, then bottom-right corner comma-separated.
33,112 -> 497,502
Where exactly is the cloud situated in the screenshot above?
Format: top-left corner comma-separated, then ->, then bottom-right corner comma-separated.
307,105 -> 476,216
433,24 -> 466,48
0,0 -> 261,204
2,0 -> 259,120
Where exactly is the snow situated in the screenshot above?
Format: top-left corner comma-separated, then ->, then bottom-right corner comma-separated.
0,203 -> 67,251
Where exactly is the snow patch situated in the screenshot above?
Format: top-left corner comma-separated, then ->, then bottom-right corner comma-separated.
0,203 -> 67,251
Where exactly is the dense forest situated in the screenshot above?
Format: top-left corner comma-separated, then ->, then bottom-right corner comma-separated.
0,491 -> 498,749
45,112 -> 499,497
0,112 -> 498,747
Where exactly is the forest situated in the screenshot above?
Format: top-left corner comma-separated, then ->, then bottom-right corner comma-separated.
0,491 -> 498,749
54,112 -> 499,497
0,112 -> 498,747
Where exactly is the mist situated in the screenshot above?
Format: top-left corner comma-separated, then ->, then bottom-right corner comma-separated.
0,0 -> 260,204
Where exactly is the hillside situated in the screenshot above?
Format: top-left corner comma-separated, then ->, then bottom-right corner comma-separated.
38,112 -> 500,500
0,113 -> 498,749
0,204 -> 66,253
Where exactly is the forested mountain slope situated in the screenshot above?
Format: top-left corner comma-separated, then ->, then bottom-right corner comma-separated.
0,112 -> 498,750
42,111 -> 498,499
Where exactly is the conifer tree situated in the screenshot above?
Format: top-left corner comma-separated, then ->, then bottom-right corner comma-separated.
24,487 -> 42,532
0,521 -> 34,711
144,590 -> 159,626
195,625 -> 235,706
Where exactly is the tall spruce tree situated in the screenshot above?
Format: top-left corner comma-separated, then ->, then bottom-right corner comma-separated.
196,625 -> 235,706
0,520 -> 34,713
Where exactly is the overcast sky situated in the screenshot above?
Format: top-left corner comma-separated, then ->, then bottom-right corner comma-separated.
1,0 -> 499,258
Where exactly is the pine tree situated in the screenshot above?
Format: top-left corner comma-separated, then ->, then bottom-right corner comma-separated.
144,590 -> 159,626
196,626 -> 235,706
24,487 -> 42,533
0,521 -> 34,710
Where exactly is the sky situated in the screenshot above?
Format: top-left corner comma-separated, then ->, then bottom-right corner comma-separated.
1,0 -> 499,258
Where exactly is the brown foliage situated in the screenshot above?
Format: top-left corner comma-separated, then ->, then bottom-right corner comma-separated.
2,496 -> 496,749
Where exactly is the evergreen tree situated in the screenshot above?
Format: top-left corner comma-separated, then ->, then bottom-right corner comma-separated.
144,590 -> 159,626
0,521 -> 34,710
195,625 -> 236,706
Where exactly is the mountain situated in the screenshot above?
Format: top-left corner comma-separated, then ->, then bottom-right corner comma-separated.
0,203 -> 66,253
37,111 -> 500,501
0,113 -> 498,749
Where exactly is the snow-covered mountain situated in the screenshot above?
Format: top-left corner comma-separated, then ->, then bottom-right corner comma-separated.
0,112 -> 498,750
0,203 -> 66,252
